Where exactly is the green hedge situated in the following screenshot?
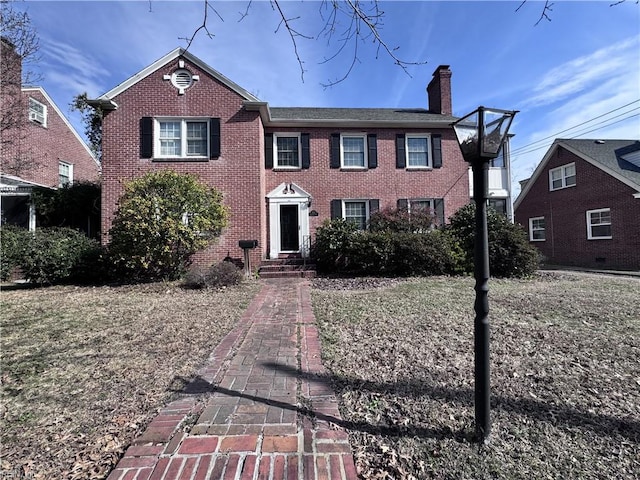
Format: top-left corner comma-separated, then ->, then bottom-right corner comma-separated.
1,226 -> 105,285
446,203 -> 539,278
311,220 -> 464,276
0,225 -> 31,281
312,203 -> 539,278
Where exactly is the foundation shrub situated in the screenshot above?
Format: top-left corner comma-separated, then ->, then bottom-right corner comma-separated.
183,261 -> 243,289
19,227 -> 102,285
0,225 -> 30,281
447,203 -> 539,278
108,170 -> 229,282
311,218 -> 359,272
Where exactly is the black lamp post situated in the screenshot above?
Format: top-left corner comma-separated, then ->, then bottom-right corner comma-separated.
452,106 -> 517,443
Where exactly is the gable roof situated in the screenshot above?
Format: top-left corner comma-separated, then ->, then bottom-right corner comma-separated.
514,138 -> 640,209
22,87 -> 99,168
90,48 -> 261,109
243,104 -> 457,128
90,47 -> 457,127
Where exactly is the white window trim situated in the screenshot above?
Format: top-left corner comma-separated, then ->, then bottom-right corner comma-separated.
28,97 -> 47,127
154,117 -> 209,159
586,208 -> 612,240
58,161 -> 73,187
549,162 -> 576,191
405,133 -> 432,170
342,199 -> 370,229
529,216 -> 545,242
340,133 -> 368,169
273,132 -> 302,169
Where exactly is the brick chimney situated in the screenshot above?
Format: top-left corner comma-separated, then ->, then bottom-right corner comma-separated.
1,37 -> 23,89
427,65 -> 452,115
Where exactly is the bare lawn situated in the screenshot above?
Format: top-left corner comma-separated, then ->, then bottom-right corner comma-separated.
1,272 -> 638,479
0,281 -> 259,479
312,272 -> 640,479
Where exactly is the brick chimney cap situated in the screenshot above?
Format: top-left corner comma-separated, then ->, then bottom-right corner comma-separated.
433,65 -> 451,75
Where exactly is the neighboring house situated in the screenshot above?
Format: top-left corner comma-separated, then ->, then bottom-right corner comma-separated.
0,38 -> 100,231
89,47 -> 514,269
468,134 -> 514,219
514,139 -> 640,270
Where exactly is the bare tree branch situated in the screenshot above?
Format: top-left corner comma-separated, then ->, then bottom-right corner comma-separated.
178,0 -> 223,51
1,0 -> 43,176
270,0 -> 314,82
316,0 -> 426,87
535,1 -> 554,26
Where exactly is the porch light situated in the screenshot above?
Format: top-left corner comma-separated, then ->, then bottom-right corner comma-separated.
451,106 -> 517,443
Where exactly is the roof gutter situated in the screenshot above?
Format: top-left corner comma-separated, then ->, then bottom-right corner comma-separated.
86,98 -> 118,111
242,101 -> 455,129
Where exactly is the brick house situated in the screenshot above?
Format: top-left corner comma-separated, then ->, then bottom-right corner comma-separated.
514,139 -> 640,270
0,38 -> 100,231
89,47 -> 514,270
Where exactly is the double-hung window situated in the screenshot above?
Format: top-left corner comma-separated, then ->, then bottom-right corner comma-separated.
343,200 -> 368,230
549,163 -> 576,191
156,118 -> 209,158
59,161 -> 73,187
529,217 -> 545,241
406,134 -> 431,168
586,208 -> 611,240
408,199 -> 433,213
275,134 -> 301,168
341,134 -> 367,168
29,97 -> 47,126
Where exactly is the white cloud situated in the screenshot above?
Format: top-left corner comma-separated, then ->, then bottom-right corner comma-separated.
39,36 -> 110,97
522,36 -> 640,109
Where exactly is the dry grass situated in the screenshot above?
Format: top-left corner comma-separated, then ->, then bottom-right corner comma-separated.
0,281 -> 259,479
312,272 -> 640,479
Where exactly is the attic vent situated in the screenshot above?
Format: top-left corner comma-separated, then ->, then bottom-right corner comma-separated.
164,68 -> 200,95
595,140 -> 606,144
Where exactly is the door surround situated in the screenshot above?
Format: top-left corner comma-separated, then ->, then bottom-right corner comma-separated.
266,182 -> 311,259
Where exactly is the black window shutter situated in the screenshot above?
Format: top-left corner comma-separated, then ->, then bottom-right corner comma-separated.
330,199 -> 342,219
264,133 -> 274,169
432,134 -> 442,168
434,198 -> 445,227
367,134 -> 378,169
397,199 -> 408,210
396,134 -> 406,168
330,133 -> 341,169
369,199 -> 380,214
209,118 -> 221,159
140,117 -> 153,158
301,133 -> 310,169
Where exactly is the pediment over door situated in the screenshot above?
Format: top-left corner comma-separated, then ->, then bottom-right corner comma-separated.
266,182 -> 311,201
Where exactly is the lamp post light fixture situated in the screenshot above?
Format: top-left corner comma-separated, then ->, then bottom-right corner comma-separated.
452,106 -> 517,443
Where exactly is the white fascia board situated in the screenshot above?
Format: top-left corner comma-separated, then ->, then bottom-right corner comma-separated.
514,139 -> 640,210
513,140 -> 562,211
97,48 -> 261,103
22,87 -> 99,168
559,141 -> 640,194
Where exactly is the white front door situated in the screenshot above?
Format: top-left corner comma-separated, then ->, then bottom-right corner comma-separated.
267,183 -> 311,259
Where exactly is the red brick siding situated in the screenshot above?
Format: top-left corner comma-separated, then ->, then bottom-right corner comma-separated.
264,128 -> 469,244
515,147 -> 640,270
1,90 -> 98,187
101,57 -> 265,268
101,56 -> 469,269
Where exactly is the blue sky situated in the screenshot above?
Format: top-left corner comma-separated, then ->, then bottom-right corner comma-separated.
17,0 -> 640,194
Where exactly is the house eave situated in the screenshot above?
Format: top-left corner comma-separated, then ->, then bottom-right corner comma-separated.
242,101 -> 455,129
86,98 -> 118,111
95,48 -> 261,105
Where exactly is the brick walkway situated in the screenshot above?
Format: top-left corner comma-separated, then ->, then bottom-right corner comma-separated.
107,279 -> 358,480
